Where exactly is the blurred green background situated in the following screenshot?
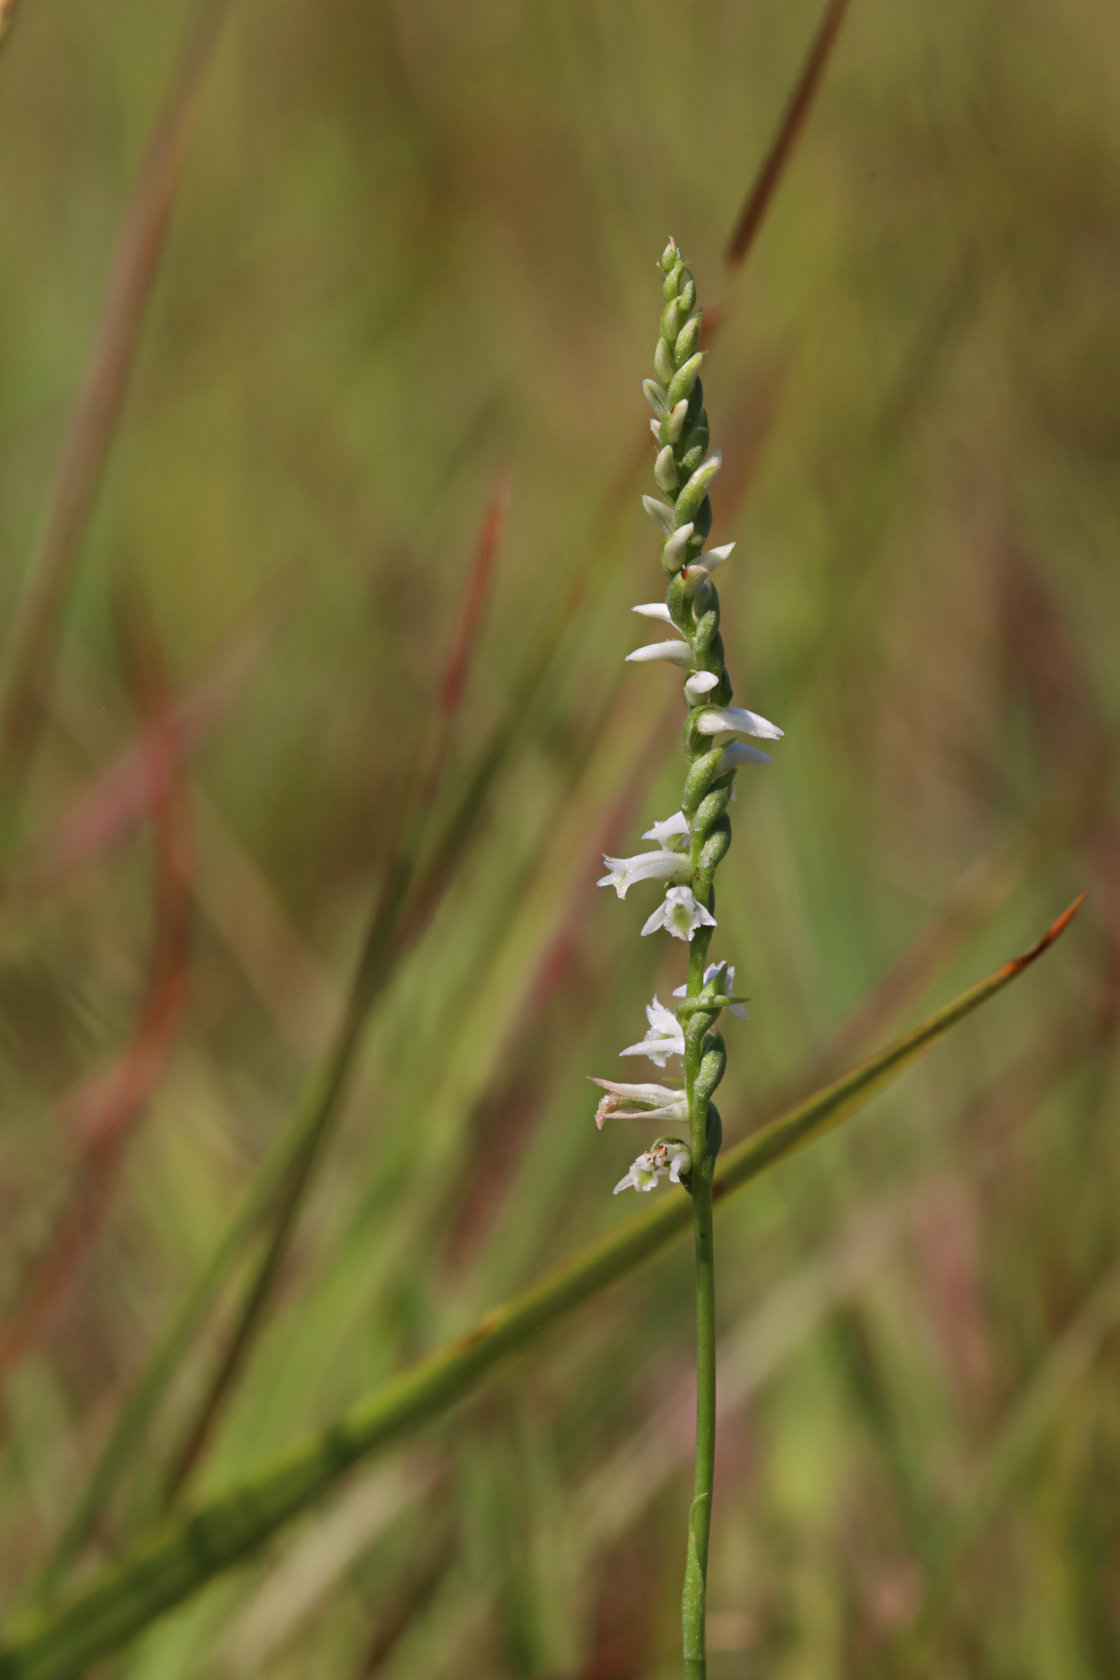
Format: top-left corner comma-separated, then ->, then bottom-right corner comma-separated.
1,0 -> 1118,1673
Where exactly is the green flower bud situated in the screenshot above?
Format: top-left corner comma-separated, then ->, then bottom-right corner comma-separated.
666,352 -> 704,407
674,312 -> 702,366
654,446 -> 680,494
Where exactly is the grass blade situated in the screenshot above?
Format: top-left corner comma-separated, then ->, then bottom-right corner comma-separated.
724,0 -> 853,273
0,596 -> 192,1388
0,0 -> 231,840
0,894 -> 1083,1680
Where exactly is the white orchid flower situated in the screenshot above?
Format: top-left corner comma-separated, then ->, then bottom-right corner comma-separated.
674,962 -> 749,1020
695,705 -> 783,741
720,741 -> 771,769
598,849 -> 691,899
619,996 -> 686,1067
641,811 -> 690,850
626,639 -> 695,669
640,885 -> 717,942
590,1078 -> 689,1129
684,670 -> 719,705
613,1138 -> 692,1195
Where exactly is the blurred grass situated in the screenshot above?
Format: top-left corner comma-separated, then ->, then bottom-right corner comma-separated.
0,0 -> 1118,1676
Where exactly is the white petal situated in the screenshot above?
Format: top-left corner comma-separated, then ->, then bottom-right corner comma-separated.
641,495 -> 676,534
684,670 -> 719,705
647,995 -> 682,1036
631,602 -> 673,623
619,1039 -> 674,1067
642,811 -> 690,847
640,901 -> 669,938
699,541 -> 735,571
626,640 -> 695,668
598,850 -> 690,898
721,742 -> 771,769
662,522 -> 694,569
590,1077 -> 683,1104
653,885 -> 717,942
668,1149 -> 691,1183
618,995 -> 685,1065
696,705 -> 783,741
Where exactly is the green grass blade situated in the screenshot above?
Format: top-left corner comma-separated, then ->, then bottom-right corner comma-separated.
0,895 -> 1083,1680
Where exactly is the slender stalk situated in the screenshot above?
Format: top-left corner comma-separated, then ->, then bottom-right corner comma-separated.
683,1169 -> 716,1677
683,913 -> 718,1674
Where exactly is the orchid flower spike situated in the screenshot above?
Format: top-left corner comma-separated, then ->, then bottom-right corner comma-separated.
592,235 -> 786,1672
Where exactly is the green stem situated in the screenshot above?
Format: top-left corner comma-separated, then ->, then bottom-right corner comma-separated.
683,1165 -> 716,1678
682,910 -> 717,1675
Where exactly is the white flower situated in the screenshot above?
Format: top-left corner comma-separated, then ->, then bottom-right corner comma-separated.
631,602 -> 673,624
695,541 -> 735,574
641,885 -> 717,942
641,810 -> 690,850
598,849 -> 691,899
680,542 -> 735,593
720,741 -> 771,769
626,639 -> 695,669
696,705 -> 783,741
613,1153 -> 663,1193
684,670 -> 719,705
674,962 -> 749,1020
662,522 -> 695,570
613,1139 -> 692,1195
589,1078 -> 689,1129
619,996 -> 685,1066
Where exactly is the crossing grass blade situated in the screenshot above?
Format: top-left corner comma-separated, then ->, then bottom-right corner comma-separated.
0,894 -> 1083,1680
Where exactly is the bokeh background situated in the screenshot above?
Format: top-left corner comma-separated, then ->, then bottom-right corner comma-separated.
1,0 -> 1118,1673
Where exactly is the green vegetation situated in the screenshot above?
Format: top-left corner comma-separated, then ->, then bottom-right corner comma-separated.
0,2 -> 1115,1676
